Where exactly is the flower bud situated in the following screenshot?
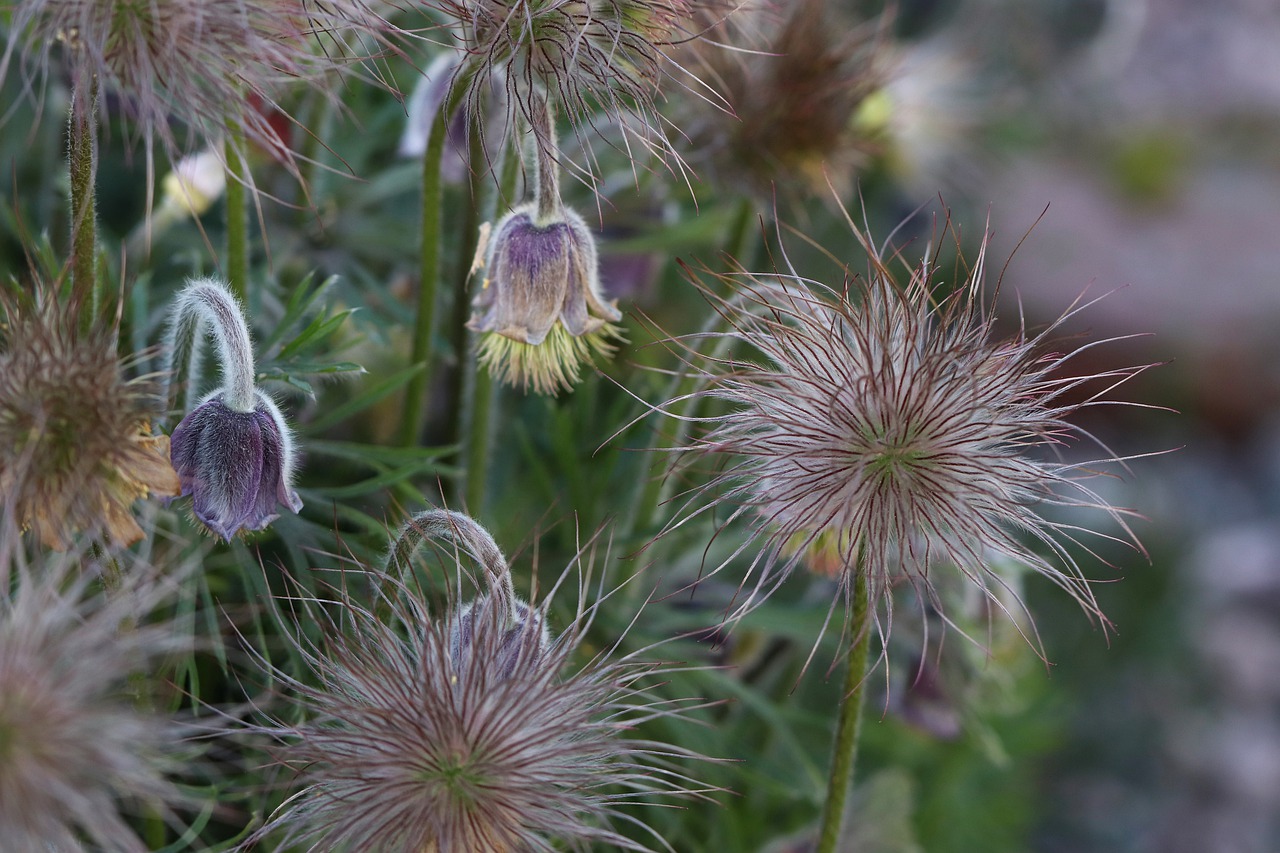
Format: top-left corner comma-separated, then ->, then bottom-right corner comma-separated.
164,278 -> 303,541
169,391 -> 303,542
450,595 -> 549,680
468,203 -> 623,394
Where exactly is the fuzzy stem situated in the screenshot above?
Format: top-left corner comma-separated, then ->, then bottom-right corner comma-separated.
165,278 -> 257,415
461,125 -> 522,518
815,565 -> 872,853
68,77 -> 98,309
224,131 -> 250,304
440,112 -> 489,500
398,84 -> 464,447
529,95 -> 561,224
386,510 -> 513,606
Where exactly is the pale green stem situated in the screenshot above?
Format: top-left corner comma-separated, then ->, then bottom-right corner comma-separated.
224,132 -> 249,304
68,78 -> 97,309
461,125 -> 521,517
625,197 -> 763,540
398,81 -> 467,447
529,94 -> 561,224
815,565 -> 872,853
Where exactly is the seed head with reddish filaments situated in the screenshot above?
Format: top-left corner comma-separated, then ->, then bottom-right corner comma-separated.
0,537 -> 193,851
0,288 -> 178,550
1,0 -> 385,162
662,207 -> 1154,647
426,0 -> 699,180
250,510 -> 709,851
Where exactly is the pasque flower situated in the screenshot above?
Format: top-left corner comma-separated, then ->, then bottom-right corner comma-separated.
0,532 -> 192,851
0,286 -> 178,549
251,509 -> 706,851
165,278 -> 301,541
664,201 -> 1150,638
469,201 -> 623,394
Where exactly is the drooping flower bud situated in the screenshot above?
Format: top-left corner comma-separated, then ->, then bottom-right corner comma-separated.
468,203 -> 623,394
164,278 -> 302,541
169,391 -> 302,541
450,595 -> 550,680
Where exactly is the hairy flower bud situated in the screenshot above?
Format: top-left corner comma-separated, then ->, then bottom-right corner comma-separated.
450,595 -> 549,679
469,203 -> 623,394
164,278 -> 302,540
169,391 -> 302,542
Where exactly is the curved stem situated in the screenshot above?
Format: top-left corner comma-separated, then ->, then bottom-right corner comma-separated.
815,565 -> 872,853
386,509 -> 513,606
224,130 -> 249,304
165,278 -> 257,414
68,77 -> 98,310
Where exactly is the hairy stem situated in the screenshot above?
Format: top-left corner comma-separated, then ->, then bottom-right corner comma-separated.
68,77 -> 98,309
224,131 -> 249,304
529,95 -> 561,224
461,123 -> 521,517
815,565 -> 872,853
165,278 -> 257,415
398,78 -> 469,447
386,509 -> 513,606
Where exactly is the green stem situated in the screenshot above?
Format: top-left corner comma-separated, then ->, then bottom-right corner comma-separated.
224,132 -> 249,304
625,198 -> 763,541
529,94 -> 561,223
440,114 -> 489,497
68,78 -> 97,310
460,126 -> 520,517
725,195 -> 759,268
398,90 -> 455,447
815,566 -> 872,853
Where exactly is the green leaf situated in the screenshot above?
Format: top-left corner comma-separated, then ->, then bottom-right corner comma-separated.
303,363 -> 426,433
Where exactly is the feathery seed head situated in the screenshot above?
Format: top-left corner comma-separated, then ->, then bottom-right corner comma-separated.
253,509 -> 707,851
674,0 -> 886,198
667,205 -> 1151,645
1,0 -> 385,163
0,288 -> 178,550
431,0 -> 696,178
470,202 -> 623,394
0,539 -> 192,851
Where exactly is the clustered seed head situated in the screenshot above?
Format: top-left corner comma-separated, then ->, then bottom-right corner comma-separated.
673,0 -> 885,198
0,540 -> 190,851
0,290 -> 178,550
252,510 -> 704,851
668,208 -> 1147,641
432,0 -> 695,175
1,0 -> 384,160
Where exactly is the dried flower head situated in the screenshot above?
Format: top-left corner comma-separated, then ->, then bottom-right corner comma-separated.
0,0 -> 385,163
662,201 -> 1151,646
470,202 -> 623,394
250,509 -> 706,851
427,0 -> 697,179
165,278 -> 302,541
674,0 -> 885,198
0,287 -> 179,549
0,532 -> 191,851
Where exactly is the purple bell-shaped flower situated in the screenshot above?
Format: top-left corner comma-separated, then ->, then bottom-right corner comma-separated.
164,279 -> 302,541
